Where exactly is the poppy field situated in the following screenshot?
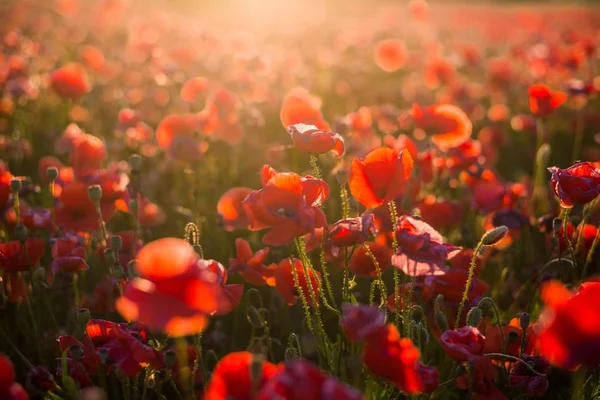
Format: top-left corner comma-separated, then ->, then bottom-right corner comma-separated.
2,0 -> 600,399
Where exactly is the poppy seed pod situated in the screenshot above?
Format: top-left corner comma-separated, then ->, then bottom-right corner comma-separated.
466,307 -> 483,327
520,312 -> 530,332
10,178 -> 22,193
480,225 -> 509,246
77,308 -> 90,325
409,305 -> 425,323
129,154 -> 142,172
110,235 -> 123,252
87,184 -> 103,203
14,224 -> 28,242
46,166 -> 59,181
68,344 -> 84,360
434,310 -> 449,332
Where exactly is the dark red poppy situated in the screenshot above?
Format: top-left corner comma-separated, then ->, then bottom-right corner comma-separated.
537,280 -> 600,370
349,147 -> 414,209
411,103 -> 472,150
243,167 -> 328,246
217,187 -> 252,231
228,238 -> 274,286
422,270 -> 489,303
0,354 -> 28,400
54,182 -> 115,232
392,215 -> 461,276
0,162 -> 13,208
116,238 -> 223,337
258,359 -> 365,400
374,39 -> 407,73
342,304 -> 387,342
455,356 -> 505,400
548,162 -> 600,209
204,352 -> 278,399
415,196 -> 464,228
483,325 -> 523,358
287,123 -> 344,157
528,84 -> 567,117
349,241 -> 392,277
49,234 -> 88,284
274,258 -> 321,306
49,63 -> 90,101
329,213 -> 375,248
280,87 -> 330,131
0,238 -> 45,274
509,355 -> 549,397
440,326 -> 486,362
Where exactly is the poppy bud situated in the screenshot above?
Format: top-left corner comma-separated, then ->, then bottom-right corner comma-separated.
87,184 -> 103,203
249,354 -> 266,389
466,307 -> 483,327
113,265 -> 125,279
10,178 -> 22,193
284,347 -> 298,362
69,344 -> 84,360
114,367 -> 128,381
129,154 -> 142,172
481,225 -> 509,246
98,348 -> 109,365
434,310 -> 449,332
164,349 -> 177,368
110,235 -> 122,252
411,322 -> 429,347
77,308 -> 90,325
519,312 -> 530,332
104,249 -> 117,265
246,306 -> 264,328
434,294 -> 445,311
408,305 -> 425,323
33,267 -> 46,282
129,199 -> 139,215
127,260 -> 138,277
14,224 -> 27,242
536,143 -> 551,167
46,166 -> 59,181
552,218 -> 562,237
411,208 -> 422,220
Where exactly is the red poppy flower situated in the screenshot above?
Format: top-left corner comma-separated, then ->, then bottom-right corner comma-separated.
349,147 -> 414,209
528,84 -> 567,117
349,241 -> 392,277
548,162 -> 600,209
65,130 -> 106,177
287,123 -> 344,157
258,359 -> 365,400
509,355 -> 549,397
0,354 -> 28,400
483,325 -> 523,358
374,39 -> 407,73
5,202 -> 53,232
204,352 -> 278,400
50,63 -> 90,101
364,324 -> 435,394
202,259 -> 243,316
537,280 -> 600,370
422,270 -> 489,303
228,238 -> 274,286
411,104 -> 472,151
392,215 -> 461,276
440,326 -> 486,362
155,114 -> 199,149
49,235 -> 88,284
0,162 -> 13,208
423,57 -> 456,89
243,168 -> 328,246
455,356 -> 505,400
217,187 -> 253,231
329,213 -> 375,248
116,238 -> 223,337
54,182 -> 115,232
274,258 -> 321,306
342,304 -> 386,342
0,238 -> 45,274
415,196 -> 464,228
180,76 -> 210,103
280,87 -> 330,131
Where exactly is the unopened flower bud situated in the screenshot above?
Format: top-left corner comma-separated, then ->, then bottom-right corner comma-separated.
77,308 -> 90,325
481,225 -> 509,246
284,347 -> 298,362
104,249 -> 117,265
246,306 -> 264,328
10,178 -> 22,193
33,267 -> 46,282
110,235 -> 122,252
129,154 -> 142,172
46,166 -> 59,181
434,310 -> 448,332
164,350 -> 177,368
408,305 -> 424,324
466,307 -> 483,327
434,294 -> 445,312
14,224 -> 27,242
69,344 -> 84,360
87,185 -> 102,203
519,312 -> 530,332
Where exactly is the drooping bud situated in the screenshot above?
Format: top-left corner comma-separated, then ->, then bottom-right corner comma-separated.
466,307 -> 483,327
110,235 -> 122,252
87,185 -> 103,203
408,305 -> 425,324
14,224 -> 27,242
246,306 -> 264,329
10,178 -> 22,193
519,312 -> 530,332
481,225 -> 509,246
46,166 -> 59,181
434,310 -> 448,332
129,154 -> 142,173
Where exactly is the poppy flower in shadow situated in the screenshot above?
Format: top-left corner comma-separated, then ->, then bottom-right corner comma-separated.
0,238 -> 45,302
217,187 -> 253,231
274,258 -> 321,306
422,270 -> 489,304
537,280 -> 600,370
49,235 -> 88,284
0,354 -> 28,400
50,63 -> 90,101
374,39 -> 407,73
54,182 -> 115,232
349,148 -> 414,209
455,356 -> 504,400
204,352 -> 278,399
116,238 -> 223,337
548,162 -> 600,209
330,213 -> 375,248
202,259 -> 243,316
287,123 -> 344,157
342,303 -> 386,342
258,358 -> 365,400
509,355 -> 549,398
280,87 -> 330,131
440,326 -> 486,363
228,238 -> 274,286
411,104 -> 472,151
0,162 -> 13,208
349,241 -> 392,277
528,84 -> 567,117
392,215 -> 461,276
415,196 -> 464,229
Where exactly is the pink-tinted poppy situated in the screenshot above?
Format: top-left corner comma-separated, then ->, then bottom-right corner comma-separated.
548,162 -> 600,209
287,123 -> 344,157
228,238 -> 274,286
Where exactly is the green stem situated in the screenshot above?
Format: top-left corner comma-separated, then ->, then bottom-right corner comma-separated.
175,337 -> 191,399
483,353 -> 546,376
563,207 -> 578,269
456,243 -> 483,328
309,154 -> 322,180
288,251 -> 314,333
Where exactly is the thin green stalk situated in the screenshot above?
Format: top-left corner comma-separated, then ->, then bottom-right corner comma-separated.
456,243 -> 484,327
388,201 -> 401,327
340,184 -> 350,219
175,337 -> 191,399
288,251 -> 314,333
362,243 -> 385,307
563,207 -> 578,269
318,233 -> 337,308
309,154 -> 322,180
